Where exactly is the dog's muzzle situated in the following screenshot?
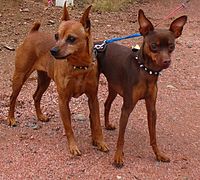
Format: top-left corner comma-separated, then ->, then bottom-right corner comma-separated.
50,47 -> 59,57
50,47 -> 71,59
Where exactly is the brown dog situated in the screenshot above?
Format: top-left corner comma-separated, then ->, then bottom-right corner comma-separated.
96,10 -> 187,167
8,3 -> 108,155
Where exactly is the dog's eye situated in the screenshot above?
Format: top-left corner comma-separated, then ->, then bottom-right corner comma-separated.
55,33 -> 59,41
168,43 -> 175,52
66,36 -> 76,44
150,43 -> 158,52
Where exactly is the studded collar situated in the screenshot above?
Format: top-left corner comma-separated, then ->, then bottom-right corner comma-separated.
72,65 -> 89,70
134,55 -> 161,76
72,52 -> 96,71
132,47 -> 161,76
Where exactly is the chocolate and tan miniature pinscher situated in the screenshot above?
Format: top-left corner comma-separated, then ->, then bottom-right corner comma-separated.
8,3 -> 108,155
96,10 -> 187,167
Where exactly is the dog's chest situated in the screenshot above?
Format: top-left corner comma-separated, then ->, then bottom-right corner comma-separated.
134,78 -> 157,100
71,75 -> 88,98
68,71 -> 97,98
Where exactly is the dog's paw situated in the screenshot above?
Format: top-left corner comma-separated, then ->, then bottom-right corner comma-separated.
38,114 -> 49,122
156,154 -> 170,162
92,140 -> 109,152
105,123 -> 116,130
7,118 -> 17,127
113,152 -> 124,168
69,145 -> 82,156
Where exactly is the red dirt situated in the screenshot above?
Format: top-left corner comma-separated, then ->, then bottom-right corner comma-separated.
0,0 -> 199,179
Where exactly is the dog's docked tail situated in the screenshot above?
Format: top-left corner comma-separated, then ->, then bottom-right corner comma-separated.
29,22 -> 41,33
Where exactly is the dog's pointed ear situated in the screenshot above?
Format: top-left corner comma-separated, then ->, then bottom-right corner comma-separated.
80,5 -> 92,34
169,16 -> 187,38
138,9 -> 154,36
61,1 -> 70,21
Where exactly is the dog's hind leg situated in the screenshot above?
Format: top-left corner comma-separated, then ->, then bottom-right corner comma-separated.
33,70 -> 51,122
8,69 -> 34,126
104,85 -> 117,130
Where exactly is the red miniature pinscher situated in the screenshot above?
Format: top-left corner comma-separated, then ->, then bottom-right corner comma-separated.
96,9 -> 187,167
8,3 -> 108,156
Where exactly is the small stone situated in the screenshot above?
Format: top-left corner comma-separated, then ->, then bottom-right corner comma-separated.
116,175 -> 122,179
20,8 -> 30,12
3,45 -> 15,51
74,114 -> 86,121
25,122 -> 41,130
182,177 -> 189,180
186,42 -> 193,48
167,84 -> 177,89
48,20 -> 55,25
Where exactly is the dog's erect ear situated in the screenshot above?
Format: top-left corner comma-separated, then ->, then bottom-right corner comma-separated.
61,1 -> 70,21
80,5 -> 92,34
169,16 -> 187,38
138,9 -> 154,36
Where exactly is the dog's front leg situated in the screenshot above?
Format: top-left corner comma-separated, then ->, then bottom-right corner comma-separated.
114,99 -> 135,168
58,94 -> 81,156
145,86 -> 170,162
87,92 -> 109,152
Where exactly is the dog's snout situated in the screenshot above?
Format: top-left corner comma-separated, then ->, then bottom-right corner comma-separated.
163,59 -> 171,65
50,47 -> 59,56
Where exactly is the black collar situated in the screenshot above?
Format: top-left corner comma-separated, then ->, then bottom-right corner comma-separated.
132,48 -> 161,76
72,52 -> 96,71
72,65 -> 89,70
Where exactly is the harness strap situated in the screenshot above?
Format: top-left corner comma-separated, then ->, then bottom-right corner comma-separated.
105,33 -> 141,44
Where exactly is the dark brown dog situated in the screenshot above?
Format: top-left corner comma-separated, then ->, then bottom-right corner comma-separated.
96,10 -> 187,167
8,3 -> 108,155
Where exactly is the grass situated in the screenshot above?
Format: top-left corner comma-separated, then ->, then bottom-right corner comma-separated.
82,0 -> 135,12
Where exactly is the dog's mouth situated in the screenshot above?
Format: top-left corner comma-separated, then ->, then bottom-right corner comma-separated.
162,62 -> 171,69
50,47 -> 71,60
53,54 -> 71,60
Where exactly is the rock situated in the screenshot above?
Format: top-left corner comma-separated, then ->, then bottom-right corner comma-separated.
186,42 -> 193,48
116,175 -> 122,179
167,84 -> 177,89
3,45 -> 15,51
48,20 -> 55,25
20,8 -> 30,12
74,114 -> 86,121
25,122 -> 41,130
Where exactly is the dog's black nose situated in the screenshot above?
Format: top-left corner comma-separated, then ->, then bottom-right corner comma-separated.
50,47 -> 59,56
163,59 -> 171,65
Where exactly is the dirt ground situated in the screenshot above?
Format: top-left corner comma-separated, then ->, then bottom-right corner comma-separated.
0,0 -> 199,179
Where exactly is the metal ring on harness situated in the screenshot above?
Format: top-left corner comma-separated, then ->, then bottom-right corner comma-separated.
94,40 -> 107,53
94,40 -> 106,50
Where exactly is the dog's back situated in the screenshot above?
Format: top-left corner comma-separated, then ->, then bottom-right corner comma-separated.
17,23 -> 55,59
96,43 -> 139,94
15,23 -> 56,71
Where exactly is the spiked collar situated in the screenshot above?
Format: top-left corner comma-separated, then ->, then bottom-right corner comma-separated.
134,55 -> 161,76
72,65 -> 89,70
132,48 -> 162,76
72,52 -> 96,71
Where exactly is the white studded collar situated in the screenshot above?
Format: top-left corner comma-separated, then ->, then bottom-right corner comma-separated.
134,55 -> 161,76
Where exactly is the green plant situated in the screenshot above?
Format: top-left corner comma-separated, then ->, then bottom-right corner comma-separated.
81,0 -> 135,12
